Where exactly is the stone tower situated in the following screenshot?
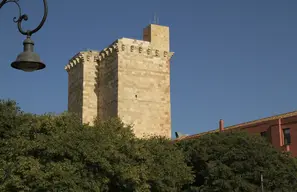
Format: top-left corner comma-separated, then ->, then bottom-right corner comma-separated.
65,24 -> 174,138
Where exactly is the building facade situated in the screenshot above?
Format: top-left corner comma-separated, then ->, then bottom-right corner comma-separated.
176,111 -> 297,156
65,24 -> 174,138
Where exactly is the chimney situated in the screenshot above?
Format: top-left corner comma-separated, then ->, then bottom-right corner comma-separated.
219,119 -> 224,132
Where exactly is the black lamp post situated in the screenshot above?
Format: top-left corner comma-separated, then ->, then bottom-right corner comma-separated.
0,0 -> 48,72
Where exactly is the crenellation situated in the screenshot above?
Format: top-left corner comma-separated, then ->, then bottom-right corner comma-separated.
65,53 -> 83,71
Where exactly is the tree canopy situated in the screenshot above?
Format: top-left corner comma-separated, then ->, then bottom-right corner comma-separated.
0,100 -> 193,191
2,99 -> 297,191
176,131 -> 297,192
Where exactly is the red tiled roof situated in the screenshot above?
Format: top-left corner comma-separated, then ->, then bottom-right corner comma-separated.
175,110 -> 297,141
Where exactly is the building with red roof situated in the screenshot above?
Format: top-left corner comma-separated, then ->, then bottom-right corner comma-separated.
175,111 -> 297,156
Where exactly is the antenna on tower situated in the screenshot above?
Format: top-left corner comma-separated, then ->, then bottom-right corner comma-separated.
153,12 -> 159,24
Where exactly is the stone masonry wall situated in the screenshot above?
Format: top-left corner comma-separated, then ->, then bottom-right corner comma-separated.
97,50 -> 118,121
116,38 -> 173,138
66,50 -> 100,125
66,53 -> 84,122
82,51 -> 99,124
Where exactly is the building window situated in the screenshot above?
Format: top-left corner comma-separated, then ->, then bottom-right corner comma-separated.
260,131 -> 267,137
283,128 -> 291,145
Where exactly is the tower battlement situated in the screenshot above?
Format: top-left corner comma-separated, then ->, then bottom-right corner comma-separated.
65,38 -> 174,72
65,24 -> 173,138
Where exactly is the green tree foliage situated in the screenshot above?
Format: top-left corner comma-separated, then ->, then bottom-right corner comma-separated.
0,100 -> 193,191
177,131 -> 297,192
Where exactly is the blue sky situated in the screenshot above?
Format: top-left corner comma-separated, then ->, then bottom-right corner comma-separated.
0,0 -> 297,136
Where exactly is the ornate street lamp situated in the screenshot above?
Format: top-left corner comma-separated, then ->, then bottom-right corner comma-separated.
0,0 -> 48,72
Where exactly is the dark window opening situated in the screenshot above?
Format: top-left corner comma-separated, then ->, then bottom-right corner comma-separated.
283,128 -> 291,145
135,95 -> 137,98
260,131 -> 267,138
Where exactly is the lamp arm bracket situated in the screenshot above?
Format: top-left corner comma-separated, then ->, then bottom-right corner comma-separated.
0,0 -> 48,37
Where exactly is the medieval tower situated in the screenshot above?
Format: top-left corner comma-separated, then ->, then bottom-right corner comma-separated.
64,24 -> 174,138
